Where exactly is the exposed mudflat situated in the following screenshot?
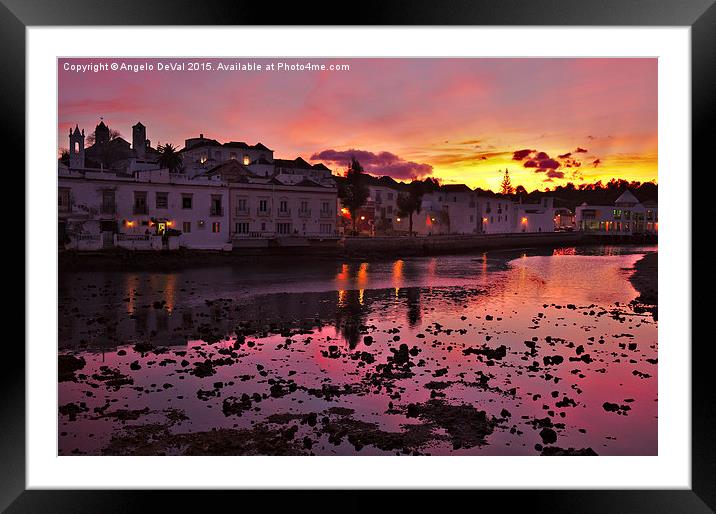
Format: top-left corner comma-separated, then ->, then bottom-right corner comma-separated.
58,245 -> 658,456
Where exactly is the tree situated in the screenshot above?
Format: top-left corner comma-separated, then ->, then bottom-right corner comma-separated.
58,148 -> 69,166
397,180 -> 425,237
157,143 -> 184,173
500,169 -> 515,195
338,157 -> 369,235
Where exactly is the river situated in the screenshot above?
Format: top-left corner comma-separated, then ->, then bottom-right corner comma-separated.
58,245 -> 657,456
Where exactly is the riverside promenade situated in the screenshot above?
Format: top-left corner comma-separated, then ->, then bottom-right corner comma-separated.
341,231 -> 583,257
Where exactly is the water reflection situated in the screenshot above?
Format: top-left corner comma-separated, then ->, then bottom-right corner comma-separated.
59,245 -> 658,456
59,245 -> 656,351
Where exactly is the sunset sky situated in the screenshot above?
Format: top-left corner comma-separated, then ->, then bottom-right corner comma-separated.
58,58 -> 657,191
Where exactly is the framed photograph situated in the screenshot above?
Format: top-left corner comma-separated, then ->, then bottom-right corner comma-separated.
6,0 -> 712,510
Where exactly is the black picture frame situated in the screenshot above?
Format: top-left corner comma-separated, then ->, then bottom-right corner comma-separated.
4,0 -> 712,511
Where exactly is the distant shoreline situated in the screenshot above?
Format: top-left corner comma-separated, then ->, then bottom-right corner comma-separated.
629,252 -> 658,306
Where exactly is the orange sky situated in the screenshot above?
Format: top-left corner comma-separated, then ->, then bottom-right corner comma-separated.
59,58 -> 657,191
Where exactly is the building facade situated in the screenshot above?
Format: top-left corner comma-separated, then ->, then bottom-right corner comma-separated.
230,179 -> 337,246
575,190 -> 658,235
60,123 -> 338,251
59,167 -> 232,251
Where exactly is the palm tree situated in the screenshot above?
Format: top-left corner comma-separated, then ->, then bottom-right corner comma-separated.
157,143 -> 183,173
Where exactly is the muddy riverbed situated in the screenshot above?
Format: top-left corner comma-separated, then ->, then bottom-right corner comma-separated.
58,245 -> 657,456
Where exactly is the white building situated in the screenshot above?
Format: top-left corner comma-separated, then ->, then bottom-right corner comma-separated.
478,196 -> 515,234
179,134 -> 274,178
60,124 -> 339,251
408,185 -> 479,236
202,160 -> 337,246
59,166 -> 232,251
575,190 -> 658,235
273,158 -> 334,186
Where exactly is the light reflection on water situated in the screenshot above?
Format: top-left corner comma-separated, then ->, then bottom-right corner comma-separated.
58,245 -> 657,456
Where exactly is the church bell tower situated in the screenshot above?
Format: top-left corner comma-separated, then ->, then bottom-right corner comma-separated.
69,125 -> 85,169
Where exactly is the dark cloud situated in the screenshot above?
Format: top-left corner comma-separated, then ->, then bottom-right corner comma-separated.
512,149 -> 534,161
592,158 -> 601,167
575,147 -> 588,153
514,147 -> 586,181
310,148 -> 433,180
538,158 -> 560,169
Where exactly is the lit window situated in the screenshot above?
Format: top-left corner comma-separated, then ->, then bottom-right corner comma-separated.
212,222 -> 221,233
243,154 -> 250,165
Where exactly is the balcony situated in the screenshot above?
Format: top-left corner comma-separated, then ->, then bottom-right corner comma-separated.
277,208 -> 292,217
257,208 -> 271,217
298,208 -> 312,218
235,208 -> 250,217
210,206 -> 224,217
319,209 -> 334,218
234,231 -> 271,239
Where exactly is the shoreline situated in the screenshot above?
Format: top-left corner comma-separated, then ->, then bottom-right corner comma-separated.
57,238 -> 655,272
57,232 -> 658,272
629,251 -> 658,307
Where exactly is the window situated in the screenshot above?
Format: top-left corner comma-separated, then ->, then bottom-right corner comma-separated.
183,221 -> 191,233
156,192 -> 168,209
387,206 -> 393,214
624,210 -> 631,220
212,222 -> 221,233
277,222 -> 291,235
320,223 -> 333,234
321,201 -> 330,213
279,200 -> 288,213
387,192 -> 394,200
613,209 -> 622,219
182,194 -> 193,209
236,198 -> 248,213
243,154 -> 250,165
100,190 -> 115,214
59,188 -> 71,213
259,199 -> 268,212
261,222 -> 266,231
235,222 -> 249,234
300,200 -> 309,212
229,152 -> 237,160
133,191 -> 148,214
210,195 -> 223,216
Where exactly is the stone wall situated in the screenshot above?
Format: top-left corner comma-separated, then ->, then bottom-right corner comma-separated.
341,232 -> 583,257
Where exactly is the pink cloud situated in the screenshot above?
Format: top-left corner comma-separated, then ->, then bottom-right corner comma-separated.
311,149 -> 433,180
